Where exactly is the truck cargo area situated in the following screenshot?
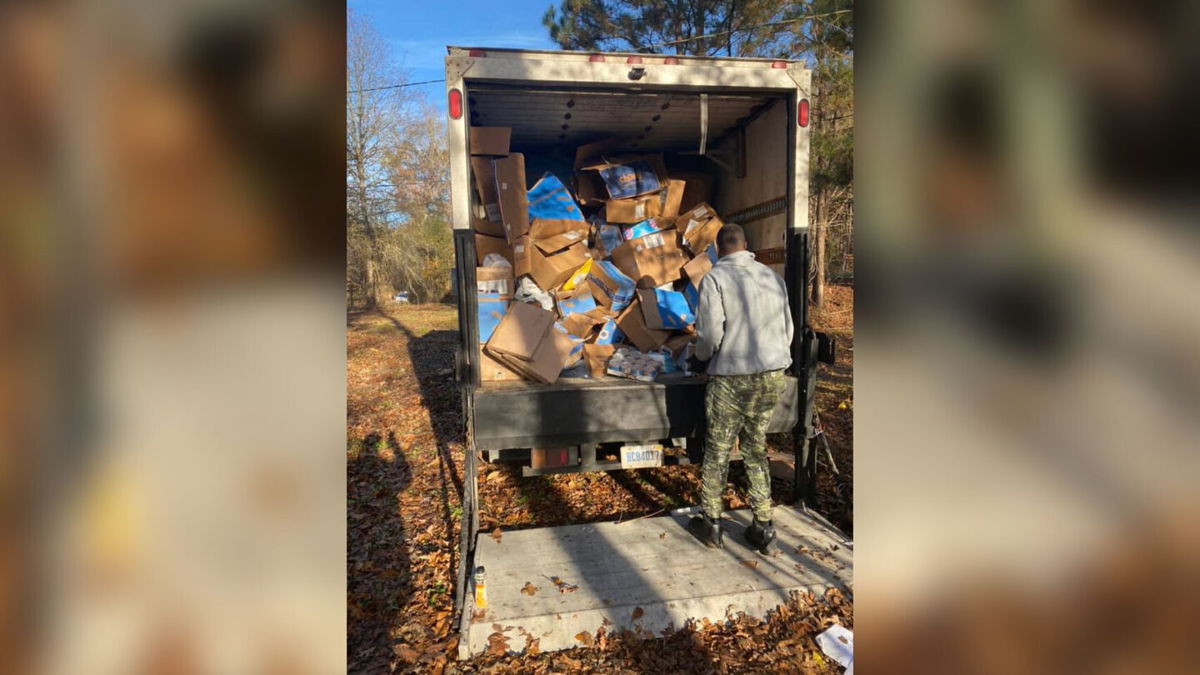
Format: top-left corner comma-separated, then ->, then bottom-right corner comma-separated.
459,506 -> 852,658
463,83 -> 801,451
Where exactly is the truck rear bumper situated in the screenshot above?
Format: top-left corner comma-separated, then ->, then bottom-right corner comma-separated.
471,373 -> 800,450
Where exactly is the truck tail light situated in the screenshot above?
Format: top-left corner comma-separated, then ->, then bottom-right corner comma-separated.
588,54 -> 605,62
626,56 -> 643,64
771,60 -> 788,69
468,49 -> 486,57
798,98 -> 809,127
448,88 -> 463,119
663,57 -> 680,65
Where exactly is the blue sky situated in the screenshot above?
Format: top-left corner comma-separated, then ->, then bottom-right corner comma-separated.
349,0 -> 560,104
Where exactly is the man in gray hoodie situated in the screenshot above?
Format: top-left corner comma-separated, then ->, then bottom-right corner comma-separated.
687,223 -> 793,552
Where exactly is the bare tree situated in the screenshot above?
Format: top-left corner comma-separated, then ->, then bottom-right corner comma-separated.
346,9 -> 409,308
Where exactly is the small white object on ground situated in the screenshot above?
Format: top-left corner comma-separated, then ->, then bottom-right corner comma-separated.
670,505 -> 702,515
815,624 -> 853,673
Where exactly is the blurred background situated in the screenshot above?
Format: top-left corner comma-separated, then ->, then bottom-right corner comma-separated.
3,0 -> 1199,671
855,0 -> 1200,671
1,0 -> 345,672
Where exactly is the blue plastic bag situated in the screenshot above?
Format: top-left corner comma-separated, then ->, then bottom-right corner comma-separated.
527,173 -> 585,222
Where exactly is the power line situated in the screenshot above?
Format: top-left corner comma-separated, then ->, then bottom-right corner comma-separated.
348,79 -> 444,95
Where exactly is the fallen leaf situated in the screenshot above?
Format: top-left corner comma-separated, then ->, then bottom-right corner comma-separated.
490,527 -> 502,543
521,582 -> 538,596
485,631 -> 509,657
631,607 -> 644,621
392,645 -> 419,662
741,560 -> 759,569
575,631 -> 593,647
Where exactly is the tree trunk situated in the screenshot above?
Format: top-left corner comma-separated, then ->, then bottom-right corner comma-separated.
813,191 -> 826,307
365,258 -> 378,308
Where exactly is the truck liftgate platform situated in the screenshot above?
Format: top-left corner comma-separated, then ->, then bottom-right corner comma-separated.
459,507 -> 852,658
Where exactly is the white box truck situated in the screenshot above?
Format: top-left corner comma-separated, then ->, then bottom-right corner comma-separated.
444,46 -> 838,651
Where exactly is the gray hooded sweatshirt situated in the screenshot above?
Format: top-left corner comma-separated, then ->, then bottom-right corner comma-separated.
694,250 -> 793,376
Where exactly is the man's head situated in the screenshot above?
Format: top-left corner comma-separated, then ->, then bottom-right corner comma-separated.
716,223 -> 747,258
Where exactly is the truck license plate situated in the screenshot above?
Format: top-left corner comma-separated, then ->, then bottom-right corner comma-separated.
620,444 -> 664,469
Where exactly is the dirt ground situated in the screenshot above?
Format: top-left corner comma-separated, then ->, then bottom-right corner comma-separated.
347,285 -> 854,673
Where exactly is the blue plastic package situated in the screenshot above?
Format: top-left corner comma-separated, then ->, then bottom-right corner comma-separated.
593,319 -> 624,345
477,293 -> 509,342
527,173 -> 585,222
597,160 -> 661,199
623,219 -> 660,241
558,292 -> 598,317
649,289 -> 695,330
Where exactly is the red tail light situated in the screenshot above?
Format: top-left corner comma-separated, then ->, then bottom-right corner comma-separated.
798,98 -> 809,127
626,56 -> 643,64
588,54 -> 605,62
771,60 -> 788,69
663,57 -> 680,65
468,49 -> 487,57
448,88 -> 463,119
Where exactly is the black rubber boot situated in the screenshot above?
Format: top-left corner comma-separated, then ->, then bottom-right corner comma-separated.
687,514 -> 723,549
745,518 -> 776,553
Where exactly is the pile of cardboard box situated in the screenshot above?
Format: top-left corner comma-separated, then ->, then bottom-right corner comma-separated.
471,128 -> 725,384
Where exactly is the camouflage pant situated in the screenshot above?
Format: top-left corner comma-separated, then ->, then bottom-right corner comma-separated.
701,370 -> 786,521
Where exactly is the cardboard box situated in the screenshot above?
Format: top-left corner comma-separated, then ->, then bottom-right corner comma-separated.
587,259 -> 637,312
515,237 -> 591,291
472,216 -> 506,239
479,349 -> 523,382
561,311 -> 604,339
637,288 -> 695,330
604,194 -> 662,223
678,203 -> 723,256
663,333 -> 696,357
529,217 -> 588,242
681,251 -> 712,286
470,157 -> 503,223
475,232 -> 514,266
485,301 -> 555,362
670,171 -> 715,213
572,171 -> 608,206
557,286 -> 598,317
659,178 -> 686,219
582,343 -> 615,378
495,153 -> 529,243
469,127 -> 511,156
476,266 -> 513,295
616,297 -> 671,352
534,227 -> 589,253
610,230 -> 688,287
683,281 -> 700,313
493,329 -> 576,384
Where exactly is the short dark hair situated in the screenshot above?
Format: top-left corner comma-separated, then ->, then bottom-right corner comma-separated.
716,223 -> 747,254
